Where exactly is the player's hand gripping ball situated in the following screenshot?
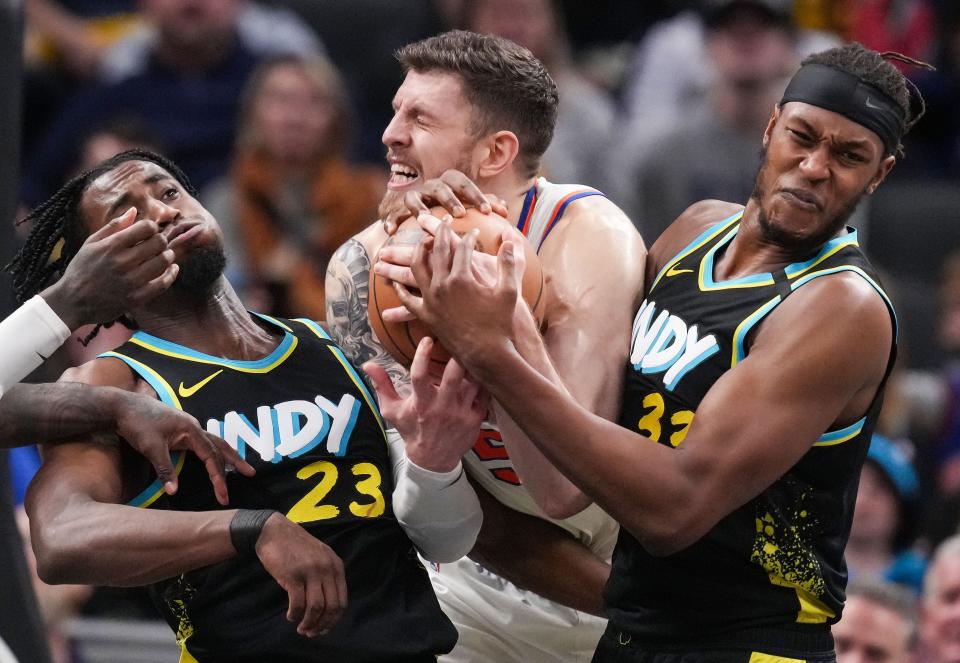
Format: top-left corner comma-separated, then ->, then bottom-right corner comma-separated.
368,207 -> 546,377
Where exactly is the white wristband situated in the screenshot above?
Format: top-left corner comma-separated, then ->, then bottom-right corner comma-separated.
403,457 -> 465,489
0,295 -> 71,396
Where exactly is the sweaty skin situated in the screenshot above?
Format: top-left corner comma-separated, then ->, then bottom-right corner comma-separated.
396,100 -> 896,557
328,68 -> 645,615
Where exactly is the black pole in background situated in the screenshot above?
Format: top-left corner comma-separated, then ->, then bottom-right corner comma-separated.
0,2 -> 53,662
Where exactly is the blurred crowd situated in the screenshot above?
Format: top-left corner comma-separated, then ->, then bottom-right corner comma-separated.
10,0 -> 960,661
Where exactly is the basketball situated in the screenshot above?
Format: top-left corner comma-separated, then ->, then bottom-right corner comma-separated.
368,207 -> 547,377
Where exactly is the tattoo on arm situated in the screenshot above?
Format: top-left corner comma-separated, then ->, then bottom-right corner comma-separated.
326,239 -> 410,394
0,382 -> 116,448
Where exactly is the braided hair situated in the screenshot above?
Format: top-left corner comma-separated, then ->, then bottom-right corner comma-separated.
6,149 -> 196,342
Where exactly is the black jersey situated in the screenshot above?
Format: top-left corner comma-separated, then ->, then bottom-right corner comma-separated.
102,314 -> 456,663
609,211 -> 896,651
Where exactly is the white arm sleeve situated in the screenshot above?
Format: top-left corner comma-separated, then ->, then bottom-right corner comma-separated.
387,428 -> 482,563
0,296 -> 71,397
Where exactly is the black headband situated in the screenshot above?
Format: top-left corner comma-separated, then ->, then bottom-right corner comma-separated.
779,63 -> 904,155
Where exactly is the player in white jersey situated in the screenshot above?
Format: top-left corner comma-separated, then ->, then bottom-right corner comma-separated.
325,31 -> 645,662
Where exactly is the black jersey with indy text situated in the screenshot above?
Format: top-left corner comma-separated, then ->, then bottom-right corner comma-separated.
609,211 -> 897,652
101,314 -> 456,663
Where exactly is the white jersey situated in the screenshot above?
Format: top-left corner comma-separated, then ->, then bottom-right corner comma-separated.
460,177 -> 619,561
434,178 -> 618,662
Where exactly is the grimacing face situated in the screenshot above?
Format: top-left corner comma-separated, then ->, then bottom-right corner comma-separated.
380,70 -> 484,212
79,160 -> 226,293
751,102 -> 895,252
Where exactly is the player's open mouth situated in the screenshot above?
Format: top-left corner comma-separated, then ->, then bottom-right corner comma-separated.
388,163 -> 419,188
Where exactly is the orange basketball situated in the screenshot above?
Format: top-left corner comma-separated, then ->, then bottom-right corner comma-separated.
368,207 -> 547,377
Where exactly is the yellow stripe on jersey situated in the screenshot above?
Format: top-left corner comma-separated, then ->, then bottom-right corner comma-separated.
784,237 -> 860,280
129,452 -> 186,508
252,313 -> 294,332
749,653 -> 806,663
100,350 -> 188,508
813,418 -> 865,447
698,226 -> 776,291
730,295 -> 782,367
295,319 -> 388,441
128,334 -> 298,373
649,211 -> 744,291
101,351 -> 183,409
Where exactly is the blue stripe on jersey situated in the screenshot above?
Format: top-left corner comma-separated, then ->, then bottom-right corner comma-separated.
790,266 -> 899,341
699,226 -> 776,291
251,312 -> 294,332
537,191 -> 605,252
128,326 -> 296,372
650,210 -> 744,292
294,319 -> 387,441
731,295 -> 783,367
99,350 -> 187,508
814,417 -> 866,446
516,184 -> 538,234
784,230 -> 860,279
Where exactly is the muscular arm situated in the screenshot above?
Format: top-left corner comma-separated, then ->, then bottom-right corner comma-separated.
493,197 -> 646,518
0,382 -> 136,447
404,224 -> 893,556
325,231 -> 410,394
468,484 -> 609,617
25,360 -> 238,586
477,275 -> 891,555
330,223 -> 615,609
25,358 -> 345,641
28,442 -> 238,586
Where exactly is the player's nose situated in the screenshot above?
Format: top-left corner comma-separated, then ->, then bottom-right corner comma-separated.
148,199 -> 182,227
382,114 -> 409,148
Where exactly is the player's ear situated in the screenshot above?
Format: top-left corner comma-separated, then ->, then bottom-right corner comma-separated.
762,104 -> 781,148
477,131 -> 519,179
867,154 -> 896,194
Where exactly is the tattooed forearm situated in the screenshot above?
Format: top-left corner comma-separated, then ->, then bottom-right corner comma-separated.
326,239 -> 411,393
0,382 -> 117,447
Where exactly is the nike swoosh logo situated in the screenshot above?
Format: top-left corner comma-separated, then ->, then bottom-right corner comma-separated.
665,264 -> 694,277
178,369 -> 224,398
865,97 -> 884,110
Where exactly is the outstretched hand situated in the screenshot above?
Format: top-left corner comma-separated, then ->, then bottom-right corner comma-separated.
363,336 -> 488,472
379,169 -> 508,235
112,390 -> 255,505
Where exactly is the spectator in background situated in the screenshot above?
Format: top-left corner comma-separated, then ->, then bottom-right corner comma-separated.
22,0 -> 140,157
848,0 -> 936,67
98,0 -> 321,83
834,578 -> 917,663
907,9 -> 960,178
847,434 -> 927,594
203,55 -> 384,320
610,0 -> 800,240
614,0 -> 838,157
917,535 -> 960,663
21,0 -> 322,209
462,0 -> 615,191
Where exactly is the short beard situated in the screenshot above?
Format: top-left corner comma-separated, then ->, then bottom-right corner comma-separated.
377,151 -> 479,222
172,245 -> 227,295
750,147 -> 868,255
